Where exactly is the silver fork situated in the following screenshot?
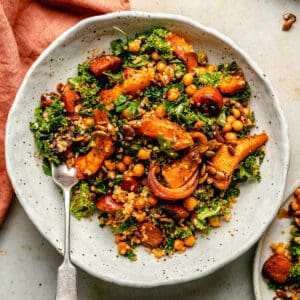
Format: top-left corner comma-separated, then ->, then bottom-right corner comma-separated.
51,162 -> 79,300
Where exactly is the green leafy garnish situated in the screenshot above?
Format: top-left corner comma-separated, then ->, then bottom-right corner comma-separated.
71,181 -> 95,219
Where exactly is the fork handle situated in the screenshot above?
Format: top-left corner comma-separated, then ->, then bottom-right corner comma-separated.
56,263 -> 78,300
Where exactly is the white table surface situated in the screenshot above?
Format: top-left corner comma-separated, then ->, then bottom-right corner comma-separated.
1,0 -> 300,299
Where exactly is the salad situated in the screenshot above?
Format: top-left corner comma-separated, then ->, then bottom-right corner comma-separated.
30,27 -> 268,260
262,187 -> 300,299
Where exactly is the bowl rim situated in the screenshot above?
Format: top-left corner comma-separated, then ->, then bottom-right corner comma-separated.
5,10 -> 290,287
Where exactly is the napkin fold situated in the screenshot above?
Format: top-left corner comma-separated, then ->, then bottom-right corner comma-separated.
0,0 -> 130,226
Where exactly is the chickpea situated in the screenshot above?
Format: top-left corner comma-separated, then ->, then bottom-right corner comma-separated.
222,123 -> 232,133
137,148 -> 151,160
152,248 -> 165,259
226,115 -> 236,124
231,108 -> 241,119
193,120 -> 204,130
274,244 -> 286,256
167,88 -> 180,101
118,241 -> 129,255
128,39 -> 141,54
82,117 -> 94,127
290,200 -> 300,212
134,197 -> 146,210
294,187 -> 300,196
104,160 -> 116,171
156,61 -> 167,73
151,51 -> 160,61
123,155 -> 133,166
147,195 -> 158,207
155,104 -> 167,117
185,84 -> 197,96
183,196 -> 198,211
243,107 -> 250,116
184,235 -> 196,247
206,64 -> 217,72
209,217 -> 221,228
116,161 -> 127,173
232,120 -> 244,132
224,132 -> 237,141
114,234 -> 122,243
132,163 -> 145,177
174,239 -> 185,252
182,73 -> 194,86
196,66 -> 207,74
121,107 -> 135,120
133,211 -> 146,222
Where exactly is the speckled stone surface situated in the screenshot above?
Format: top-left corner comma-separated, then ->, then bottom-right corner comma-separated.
1,0 -> 300,299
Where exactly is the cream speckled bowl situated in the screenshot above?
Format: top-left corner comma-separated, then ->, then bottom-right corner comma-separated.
253,181 -> 300,299
5,11 -> 289,287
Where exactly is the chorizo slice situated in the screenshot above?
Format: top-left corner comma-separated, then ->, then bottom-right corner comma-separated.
159,203 -> 189,220
191,86 -> 223,116
96,194 -> 123,213
119,176 -> 141,193
61,83 -> 81,113
139,221 -> 163,248
262,254 -> 292,284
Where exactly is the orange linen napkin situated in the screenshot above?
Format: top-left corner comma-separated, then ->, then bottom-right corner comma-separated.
0,0 -> 130,226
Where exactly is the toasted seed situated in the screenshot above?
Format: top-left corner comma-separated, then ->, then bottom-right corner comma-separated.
206,177 -> 214,184
205,150 -> 216,158
207,166 -> 217,175
215,171 -> 226,180
91,130 -> 107,137
228,145 -> 235,155
199,173 -> 208,184
200,163 -> 206,176
95,125 -> 107,131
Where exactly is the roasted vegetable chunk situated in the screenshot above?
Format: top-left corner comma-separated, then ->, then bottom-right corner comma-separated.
139,221 -> 163,248
122,67 -> 153,96
148,165 -> 199,201
96,194 -> 123,213
262,254 -> 292,284
75,109 -> 114,179
162,145 -> 203,188
99,67 -> 153,105
209,132 -> 268,190
218,75 -> 246,95
130,113 -> 194,151
89,55 -> 122,78
191,86 -> 223,116
166,33 -> 198,72
61,83 -> 81,113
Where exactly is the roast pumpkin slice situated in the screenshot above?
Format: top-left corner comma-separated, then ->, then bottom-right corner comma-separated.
210,132 -> 268,190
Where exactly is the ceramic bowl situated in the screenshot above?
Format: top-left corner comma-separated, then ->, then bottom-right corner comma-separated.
253,181 -> 300,299
5,11 -> 289,287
